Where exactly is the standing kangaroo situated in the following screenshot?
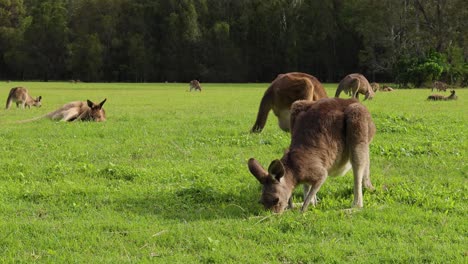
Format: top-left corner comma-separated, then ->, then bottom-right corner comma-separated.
189,80 -> 202,92
18,99 -> 107,123
248,98 -> 376,213
432,81 -> 448,92
6,87 -> 42,109
251,72 -> 328,133
335,73 -> 375,101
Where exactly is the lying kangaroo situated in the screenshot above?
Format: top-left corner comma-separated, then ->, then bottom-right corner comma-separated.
446,90 -> 458,100
427,90 -> 457,101
248,98 -> 376,213
6,87 -> 42,109
19,99 -> 107,122
335,73 -> 375,101
189,80 -> 202,92
380,85 -> 394,92
251,72 -> 328,133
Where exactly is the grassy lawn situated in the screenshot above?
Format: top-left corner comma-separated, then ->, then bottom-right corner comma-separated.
0,81 -> 466,263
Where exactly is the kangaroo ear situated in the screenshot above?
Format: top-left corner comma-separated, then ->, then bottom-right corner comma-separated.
268,159 -> 285,181
248,158 -> 269,184
87,100 -> 94,108
38,96 -> 42,101
99,98 -> 107,108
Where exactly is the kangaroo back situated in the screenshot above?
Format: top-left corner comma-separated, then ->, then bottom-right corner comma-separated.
17,98 -> 107,123
45,99 -> 107,122
5,87 -> 42,109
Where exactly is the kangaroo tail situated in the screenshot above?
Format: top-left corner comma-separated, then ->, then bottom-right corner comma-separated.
251,91 -> 272,133
335,81 -> 348,98
16,114 -> 49,124
5,89 -> 15,109
335,83 -> 342,98
353,78 -> 361,99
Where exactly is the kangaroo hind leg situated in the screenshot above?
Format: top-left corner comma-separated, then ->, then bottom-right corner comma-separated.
345,103 -> 373,208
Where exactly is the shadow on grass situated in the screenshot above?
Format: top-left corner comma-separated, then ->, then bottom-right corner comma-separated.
112,185 -> 263,221
112,183 -> 379,221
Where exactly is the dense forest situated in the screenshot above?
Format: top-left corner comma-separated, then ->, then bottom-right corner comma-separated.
0,0 -> 466,86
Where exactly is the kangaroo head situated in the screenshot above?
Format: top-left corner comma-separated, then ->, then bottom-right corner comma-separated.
34,96 -> 42,107
86,98 -> 107,122
364,90 -> 374,101
248,158 -> 291,213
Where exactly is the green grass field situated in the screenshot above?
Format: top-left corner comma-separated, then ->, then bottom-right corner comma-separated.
0,82 -> 466,263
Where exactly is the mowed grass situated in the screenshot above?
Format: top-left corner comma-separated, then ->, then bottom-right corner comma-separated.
0,82 -> 466,263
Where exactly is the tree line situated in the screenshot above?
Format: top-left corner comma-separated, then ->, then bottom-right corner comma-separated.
0,0 -> 466,86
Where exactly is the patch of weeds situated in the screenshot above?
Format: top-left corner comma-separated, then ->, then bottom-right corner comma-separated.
76,162 -> 97,174
376,114 -> 426,134
211,164 -> 238,175
195,134 -> 256,147
21,190 -> 49,203
373,143 -> 439,157
176,185 -> 222,204
278,218 -> 307,233
101,224 -> 130,237
44,162 -> 73,179
0,161 -> 26,180
98,162 -> 145,181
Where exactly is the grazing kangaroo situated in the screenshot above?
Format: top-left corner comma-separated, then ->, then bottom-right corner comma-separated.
432,81 -> 447,92
18,99 -> 107,123
427,90 -> 457,101
335,73 -> 375,101
248,98 -> 376,213
251,72 -> 328,133
6,87 -> 42,109
189,80 -> 202,92
370,82 -> 380,92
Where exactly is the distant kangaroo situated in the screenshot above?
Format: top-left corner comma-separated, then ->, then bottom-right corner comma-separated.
251,72 -> 328,133
248,98 -> 375,213
335,73 -> 374,101
427,90 -> 457,101
18,99 -> 107,123
370,82 -> 379,92
380,85 -> 394,92
432,81 -> 447,92
6,87 -> 42,109
189,80 -> 202,92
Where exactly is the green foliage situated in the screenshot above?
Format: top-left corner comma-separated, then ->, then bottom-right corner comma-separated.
68,34 -> 103,81
445,45 -> 468,86
23,0 -> 69,81
0,83 -> 466,262
1,0 -> 466,83
395,52 -> 447,87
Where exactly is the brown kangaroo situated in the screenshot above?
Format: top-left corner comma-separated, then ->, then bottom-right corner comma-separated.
380,85 -> 394,92
248,98 -> 376,213
445,90 -> 458,100
189,80 -> 202,92
432,81 -> 447,92
251,72 -> 328,133
18,99 -> 107,123
6,87 -> 42,109
427,90 -> 457,101
370,82 -> 380,92
335,73 -> 375,101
